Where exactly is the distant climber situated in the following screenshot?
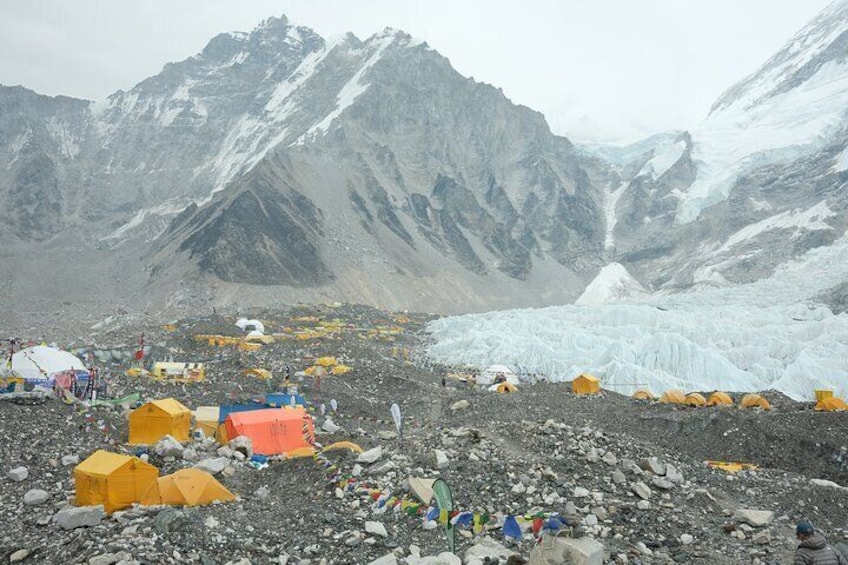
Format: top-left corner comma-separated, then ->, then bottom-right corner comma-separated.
794,521 -> 848,565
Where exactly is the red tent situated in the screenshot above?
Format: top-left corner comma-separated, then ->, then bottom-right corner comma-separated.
224,407 -> 314,455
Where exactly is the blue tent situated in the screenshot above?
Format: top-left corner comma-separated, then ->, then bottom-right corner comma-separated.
218,402 -> 267,423
266,393 -> 306,407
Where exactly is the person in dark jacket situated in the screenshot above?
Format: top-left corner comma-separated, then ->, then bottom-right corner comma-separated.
795,522 -> 848,565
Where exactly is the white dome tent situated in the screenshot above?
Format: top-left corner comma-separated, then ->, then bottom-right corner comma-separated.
8,345 -> 88,387
235,318 -> 265,334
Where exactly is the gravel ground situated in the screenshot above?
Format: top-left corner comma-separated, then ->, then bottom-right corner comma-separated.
2,303 -> 847,564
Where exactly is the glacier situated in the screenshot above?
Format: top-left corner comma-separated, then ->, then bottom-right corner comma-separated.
425,230 -> 848,401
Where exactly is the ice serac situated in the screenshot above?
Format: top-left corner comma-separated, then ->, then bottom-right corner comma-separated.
575,263 -> 648,305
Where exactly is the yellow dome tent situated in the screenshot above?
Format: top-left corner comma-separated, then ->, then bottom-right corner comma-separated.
631,389 -> 655,401
659,389 -> 686,404
141,469 -> 235,507
242,368 -> 273,380
571,373 -> 600,395
740,393 -> 771,410
75,450 -> 159,513
322,441 -> 363,453
707,391 -> 733,407
815,397 -> 848,412
489,382 -> 518,394
684,392 -> 707,407
315,356 -> 338,367
129,398 -> 192,444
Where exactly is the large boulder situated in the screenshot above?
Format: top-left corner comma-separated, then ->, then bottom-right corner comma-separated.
53,505 -> 105,530
154,435 -> 184,457
731,509 -> 774,527
528,536 -> 604,565
465,536 -> 518,565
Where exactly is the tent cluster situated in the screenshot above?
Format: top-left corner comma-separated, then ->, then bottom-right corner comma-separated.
74,450 -> 234,513
303,356 -> 352,377
814,390 -> 848,412
647,389 -> 772,410
3,345 -> 90,390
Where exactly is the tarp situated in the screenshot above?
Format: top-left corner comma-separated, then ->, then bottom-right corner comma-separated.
315,356 -> 338,367
408,477 -> 436,504
740,393 -> 771,410
129,398 -> 191,444
707,391 -> 733,406
815,397 -> 848,411
322,441 -> 362,454
242,369 -> 272,380
659,389 -> 686,404
141,468 -> 235,507
572,373 -> 600,395
75,450 -> 159,513
225,407 -> 314,456
266,393 -> 306,407
9,345 -> 87,385
684,392 -> 707,407
478,364 -> 519,386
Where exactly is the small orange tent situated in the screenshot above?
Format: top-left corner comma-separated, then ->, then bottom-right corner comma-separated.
572,373 -> 600,395
684,392 -> 707,407
740,394 -> 771,410
659,389 -> 686,404
489,382 -> 518,393
75,450 -> 159,513
707,392 -> 733,406
815,397 -> 848,412
129,398 -> 191,444
225,407 -> 314,456
631,389 -> 655,401
141,469 -> 235,507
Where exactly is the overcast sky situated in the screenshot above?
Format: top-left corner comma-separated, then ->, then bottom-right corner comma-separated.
0,0 -> 833,142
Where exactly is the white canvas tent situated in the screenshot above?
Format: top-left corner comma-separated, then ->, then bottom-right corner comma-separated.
235,319 -> 265,333
8,345 -> 87,386
478,364 -> 519,386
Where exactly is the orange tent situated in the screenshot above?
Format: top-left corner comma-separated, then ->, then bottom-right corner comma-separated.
225,407 -> 314,456
815,397 -> 848,412
707,392 -> 733,406
129,398 -> 191,444
571,373 -> 600,395
659,389 -> 686,404
141,469 -> 235,507
631,389 -> 655,401
684,392 -> 707,407
75,450 -> 159,513
740,394 -> 771,410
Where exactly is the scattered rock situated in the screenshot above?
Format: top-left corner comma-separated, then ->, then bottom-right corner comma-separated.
8,466 -> 28,482
53,505 -> 105,530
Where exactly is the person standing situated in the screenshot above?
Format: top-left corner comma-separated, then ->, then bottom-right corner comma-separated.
794,522 -> 848,565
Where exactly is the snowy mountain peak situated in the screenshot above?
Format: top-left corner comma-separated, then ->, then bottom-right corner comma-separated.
575,263 -> 648,305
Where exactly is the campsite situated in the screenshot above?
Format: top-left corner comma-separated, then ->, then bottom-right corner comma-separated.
1,303 -> 847,564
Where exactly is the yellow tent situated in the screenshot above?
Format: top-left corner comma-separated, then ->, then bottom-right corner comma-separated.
707,391 -> 733,406
194,406 -> 220,438
151,362 -> 205,382
815,397 -> 848,412
141,469 -> 235,507
242,368 -> 273,380
489,382 -> 518,393
331,365 -> 352,375
659,389 -> 686,404
129,398 -> 191,444
631,389 -> 655,400
684,392 -> 707,407
740,393 -> 771,410
75,450 -> 159,513
571,373 -> 600,395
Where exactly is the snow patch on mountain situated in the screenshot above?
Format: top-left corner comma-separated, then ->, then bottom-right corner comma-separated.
575,263 -> 648,305
636,139 -> 686,180
715,200 -> 836,253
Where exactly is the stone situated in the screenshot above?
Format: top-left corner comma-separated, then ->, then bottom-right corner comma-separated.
228,436 -> 253,459
408,477 -> 435,504
8,466 -> 28,482
528,536 -> 604,565
62,454 -> 81,466
631,482 -> 652,500
89,552 -> 126,565
369,460 -> 396,475
450,400 -> 470,411
367,554 -> 398,565
53,505 -> 105,530
365,521 -> 389,537
404,553 -> 461,565
638,457 -> 666,475
464,536 -> 518,565
601,452 -> 618,466
680,534 -> 694,545
194,457 -> 230,475
651,476 -> 674,490
731,509 -> 774,527
322,419 -> 341,433
23,489 -> 50,505
154,507 -> 188,534
154,435 -> 184,457
611,469 -> 626,485
665,464 -> 684,483
573,487 -> 590,498
636,500 -> 651,510
810,478 -> 848,491
357,446 -> 382,464
753,530 -> 771,544
10,549 -> 29,563
377,431 -> 397,440
433,449 -> 450,470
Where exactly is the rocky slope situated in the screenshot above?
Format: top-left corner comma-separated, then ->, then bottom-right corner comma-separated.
2,304 -> 847,564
